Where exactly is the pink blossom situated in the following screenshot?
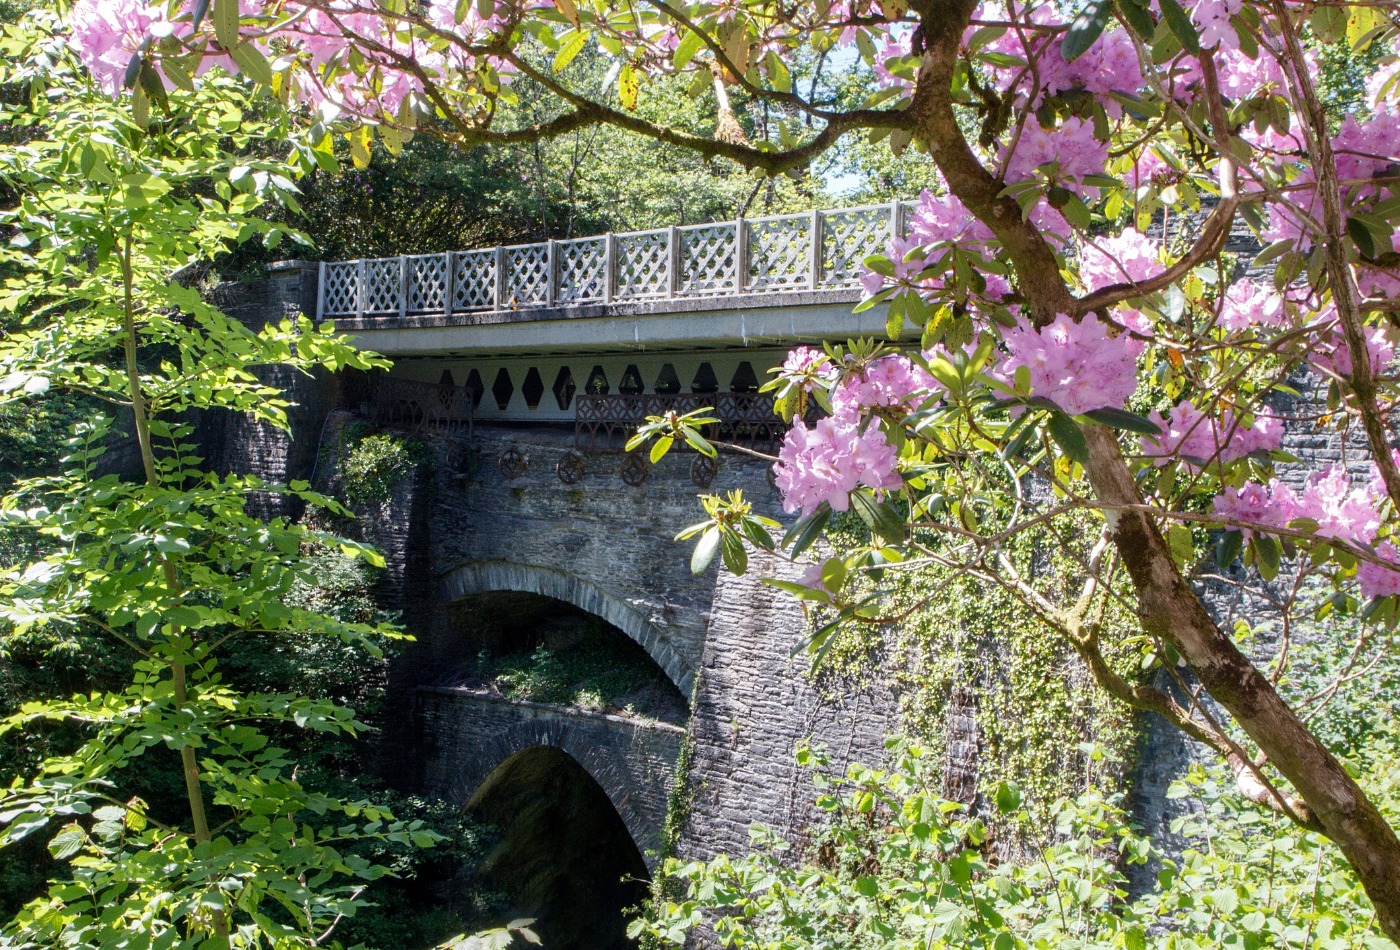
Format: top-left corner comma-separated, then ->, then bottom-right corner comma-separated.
1001,118 -> 1110,197
781,347 -> 836,391
832,355 -> 935,417
1217,279 -> 1285,332
1310,320 -> 1395,379
998,314 -> 1141,415
906,189 -> 995,250
1299,466 -> 1383,542
1213,481 -> 1283,536
1079,230 -> 1161,293
1187,0 -> 1243,50
1140,402 -> 1282,467
68,0 -> 170,96
773,415 -> 903,515
1358,543 -> 1400,598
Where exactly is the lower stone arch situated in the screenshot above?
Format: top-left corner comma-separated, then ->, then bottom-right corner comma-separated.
439,559 -> 695,696
443,711 -> 683,867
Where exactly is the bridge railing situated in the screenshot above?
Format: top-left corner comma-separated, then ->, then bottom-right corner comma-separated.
575,392 -> 787,454
346,371 -> 475,440
316,201 -> 913,320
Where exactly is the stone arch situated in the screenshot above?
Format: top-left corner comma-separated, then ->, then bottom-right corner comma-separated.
449,712 -> 682,866
440,560 -> 695,696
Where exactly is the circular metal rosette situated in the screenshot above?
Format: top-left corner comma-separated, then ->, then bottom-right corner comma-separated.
498,447 -> 529,480
690,454 -> 719,489
619,451 -> 651,487
556,450 -> 586,485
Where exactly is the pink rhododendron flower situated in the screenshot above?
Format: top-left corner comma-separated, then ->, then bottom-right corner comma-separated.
1079,230 -> 1161,293
1001,118 -> 1110,197
1187,0 -> 1243,50
781,347 -> 836,392
69,0 -> 171,96
999,314 -> 1141,415
1217,278 -> 1286,332
1310,321 -> 1395,379
832,355 -> 935,417
1140,402 -> 1282,467
1216,466 -> 1383,545
1358,543 -> 1400,598
1213,481 -> 1283,536
773,415 -> 903,515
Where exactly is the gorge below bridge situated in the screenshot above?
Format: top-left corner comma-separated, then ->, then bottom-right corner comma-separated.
211,203 -> 1196,946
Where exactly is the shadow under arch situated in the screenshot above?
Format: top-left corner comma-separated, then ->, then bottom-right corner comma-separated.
467,745 -> 651,950
440,559 -> 695,696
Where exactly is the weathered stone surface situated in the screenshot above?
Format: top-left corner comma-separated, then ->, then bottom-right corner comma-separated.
417,688 -> 684,865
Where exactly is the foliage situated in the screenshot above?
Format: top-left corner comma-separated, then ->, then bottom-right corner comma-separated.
469,618 -> 683,720
0,10 -> 442,945
633,738 -> 1395,949
340,428 -> 428,507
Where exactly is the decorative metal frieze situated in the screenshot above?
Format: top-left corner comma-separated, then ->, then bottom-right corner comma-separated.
556,450 -> 586,485
317,200 -> 918,321
690,454 -> 718,488
620,452 -> 650,486
350,371 -> 474,439
498,447 -> 529,480
574,392 -> 787,454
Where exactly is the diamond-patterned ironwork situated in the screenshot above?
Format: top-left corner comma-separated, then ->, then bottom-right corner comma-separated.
557,237 -> 606,304
691,455 -> 718,488
406,253 -> 449,313
557,450 -> 586,485
498,447 -> 529,480
453,250 -> 496,311
615,230 -> 670,299
748,215 -> 811,291
822,207 -> 894,286
678,224 -> 738,296
363,258 -> 401,313
620,452 -> 651,487
321,262 -> 361,315
504,244 -> 550,308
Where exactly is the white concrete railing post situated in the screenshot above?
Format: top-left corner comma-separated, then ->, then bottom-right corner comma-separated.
443,252 -> 454,317
356,259 -> 366,319
735,218 -> 748,293
315,261 -> 326,318
603,233 -> 616,304
398,255 -> 408,318
546,239 -> 558,307
493,246 -> 507,311
808,210 -> 823,290
667,225 -> 680,298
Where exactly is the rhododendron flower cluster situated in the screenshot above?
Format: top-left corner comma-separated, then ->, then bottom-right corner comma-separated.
832,355 -> 935,417
1310,321 -> 1395,379
1079,230 -> 1161,293
773,414 -> 903,515
1216,279 -> 1286,332
999,314 -> 1142,416
1001,118 -> 1110,197
1140,402 -> 1282,467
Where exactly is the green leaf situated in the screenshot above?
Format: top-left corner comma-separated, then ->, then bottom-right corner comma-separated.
1082,407 -> 1161,436
1047,413 -> 1089,464
48,824 -> 85,860
783,504 -> 832,559
1157,0 -> 1202,53
618,63 -> 640,111
213,0 -> 241,51
1061,0 -> 1113,62
553,30 -> 589,73
719,529 -> 748,575
690,527 -> 719,575
1117,0 -> 1155,37
228,42 -> 273,87
994,781 -> 1023,814
850,490 -> 905,545
1168,524 -> 1195,566
1215,530 -> 1243,569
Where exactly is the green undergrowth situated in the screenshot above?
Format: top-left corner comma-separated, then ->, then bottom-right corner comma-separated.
468,621 -> 687,724
338,424 -> 431,507
811,511 -> 1141,833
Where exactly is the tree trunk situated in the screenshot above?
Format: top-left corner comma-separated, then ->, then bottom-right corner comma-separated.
1080,425 -> 1400,941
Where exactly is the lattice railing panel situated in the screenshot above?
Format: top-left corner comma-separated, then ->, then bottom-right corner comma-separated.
679,224 -> 738,296
504,245 -> 550,308
321,262 -> 360,316
615,230 -> 670,299
557,238 -> 606,304
406,253 -> 449,313
748,215 -> 811,291
453,250 -> 495,311
363,259 -> 401,314
822,207 -> 894,286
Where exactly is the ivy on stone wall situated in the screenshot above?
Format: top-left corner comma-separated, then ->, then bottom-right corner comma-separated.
814,512 -> 1141,828
339,426 -> 430,506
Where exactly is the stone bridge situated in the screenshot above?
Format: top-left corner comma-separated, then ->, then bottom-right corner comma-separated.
226,210 -> 906,874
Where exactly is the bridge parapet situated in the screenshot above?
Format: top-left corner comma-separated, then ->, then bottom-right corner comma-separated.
316,202 -> 910,324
